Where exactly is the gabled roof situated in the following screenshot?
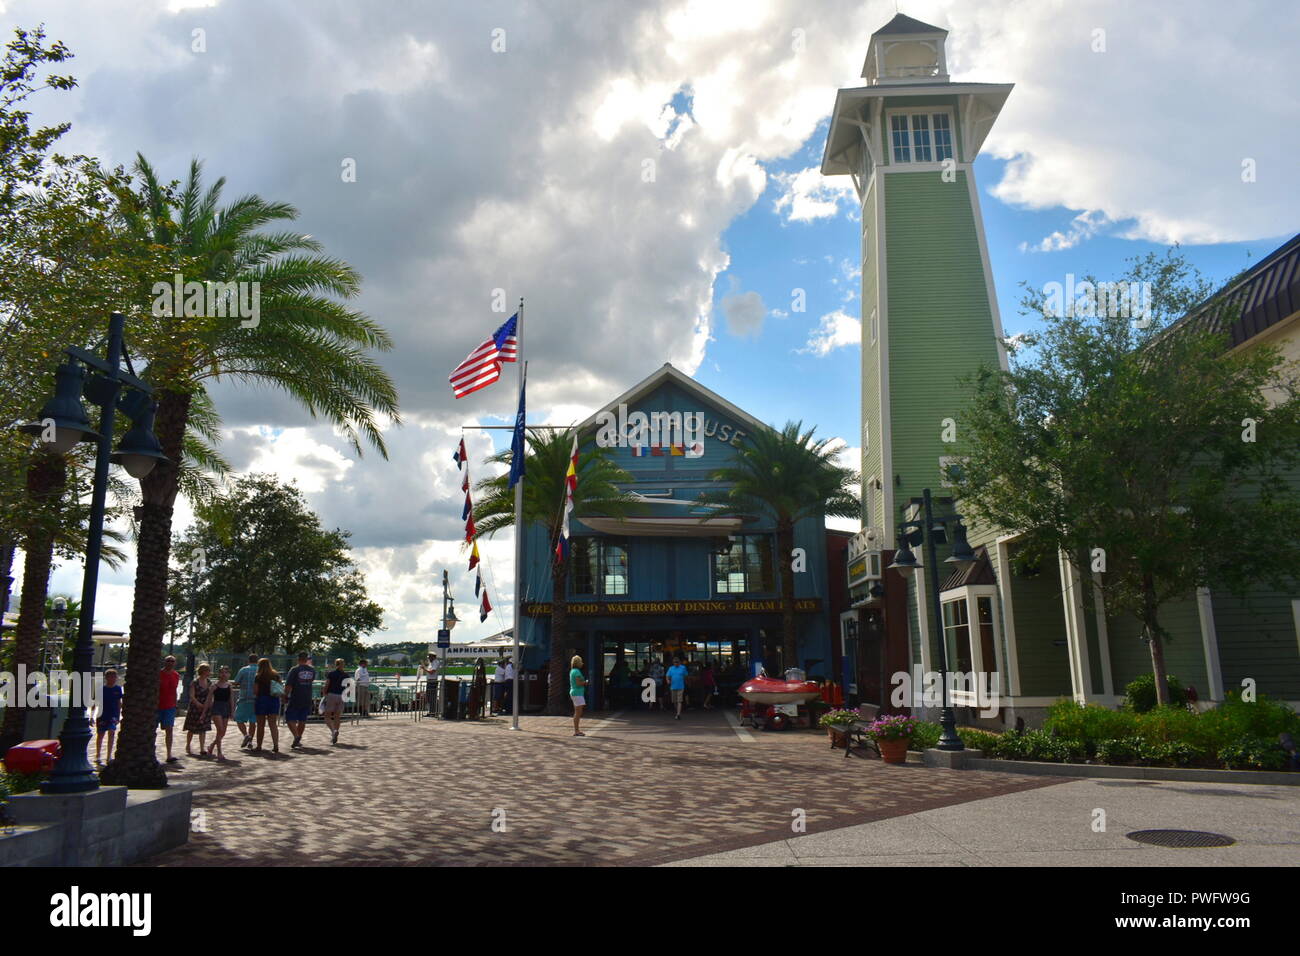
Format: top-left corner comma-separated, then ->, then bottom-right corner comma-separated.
872,13 -> 948,36
939,547 -> 997,592
575,363 -> 773,437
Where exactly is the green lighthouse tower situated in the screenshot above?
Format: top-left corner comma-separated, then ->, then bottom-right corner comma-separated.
821,13 -> 1011,540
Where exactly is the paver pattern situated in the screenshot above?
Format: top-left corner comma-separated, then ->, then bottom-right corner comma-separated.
142,709 -> 1065,866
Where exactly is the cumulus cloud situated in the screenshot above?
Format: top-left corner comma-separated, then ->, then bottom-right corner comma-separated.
800,309 -> 860,356
773,165 -> 857,222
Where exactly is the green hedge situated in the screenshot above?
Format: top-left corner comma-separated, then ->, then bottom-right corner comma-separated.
989,694 -> 1300,770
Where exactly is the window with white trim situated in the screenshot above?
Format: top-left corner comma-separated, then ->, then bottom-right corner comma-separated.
888,110 -> 955,164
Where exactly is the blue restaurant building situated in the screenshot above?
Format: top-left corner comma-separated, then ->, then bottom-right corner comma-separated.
516,364 -> 841,710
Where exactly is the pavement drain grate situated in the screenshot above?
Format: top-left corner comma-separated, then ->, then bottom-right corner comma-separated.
1125,829 -> 1236,848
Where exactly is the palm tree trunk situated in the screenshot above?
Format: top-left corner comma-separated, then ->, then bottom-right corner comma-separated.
0,454 -> 65,751
777,521 -> 797,673
101,389 -> 190,790
0,532 -> 15,618
545,560 -> 570,716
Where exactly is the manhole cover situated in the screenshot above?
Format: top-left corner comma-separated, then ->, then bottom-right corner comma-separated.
1126,829 -> 1235,848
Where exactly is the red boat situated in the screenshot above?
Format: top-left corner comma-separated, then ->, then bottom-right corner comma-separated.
738,675 -> 822,706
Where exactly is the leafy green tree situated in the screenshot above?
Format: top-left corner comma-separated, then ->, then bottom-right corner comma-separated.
950,249 -> 1300,707
168,475 -> 383,659
473,430 -> 642,714
699,421 -> 858,671
101,156 -> 399,789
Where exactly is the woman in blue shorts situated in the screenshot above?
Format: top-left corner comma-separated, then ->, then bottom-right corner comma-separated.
253,658 -> 282,754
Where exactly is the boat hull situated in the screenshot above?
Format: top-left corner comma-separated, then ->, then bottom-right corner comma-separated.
738,677 -> 821,706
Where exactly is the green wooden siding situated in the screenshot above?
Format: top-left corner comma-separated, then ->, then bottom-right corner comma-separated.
1212,591 -> 1300,699
1004,553 -> 1073,697
884,170 -> 1001,529
1105,596 -> 1208,696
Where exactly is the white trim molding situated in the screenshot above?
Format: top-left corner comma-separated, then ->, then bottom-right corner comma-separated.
1196,587 -> 1225,702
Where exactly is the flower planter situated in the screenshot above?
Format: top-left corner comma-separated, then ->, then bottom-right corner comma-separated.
877,737 -> 911,764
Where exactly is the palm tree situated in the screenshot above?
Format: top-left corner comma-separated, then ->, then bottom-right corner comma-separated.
0,454 -> 131,751
700,421 -> 858,672
100,155 -> 399,789
473,429 -> 642,715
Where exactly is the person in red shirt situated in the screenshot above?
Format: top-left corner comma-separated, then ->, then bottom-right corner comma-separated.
157,656 -> 182,764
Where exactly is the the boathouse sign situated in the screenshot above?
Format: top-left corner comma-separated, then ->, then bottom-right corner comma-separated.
522,598 -> 822,617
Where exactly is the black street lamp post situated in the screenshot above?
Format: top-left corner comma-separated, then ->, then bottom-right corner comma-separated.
888,487 -> 976,752
19,312 -> 167,794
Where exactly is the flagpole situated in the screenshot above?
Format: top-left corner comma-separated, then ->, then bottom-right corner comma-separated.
511,298 -> 524,731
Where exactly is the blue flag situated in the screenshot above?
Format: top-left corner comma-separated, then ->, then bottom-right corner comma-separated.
508,375 -> 526,489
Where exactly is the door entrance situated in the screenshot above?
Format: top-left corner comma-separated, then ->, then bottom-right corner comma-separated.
598,630 -> 756,710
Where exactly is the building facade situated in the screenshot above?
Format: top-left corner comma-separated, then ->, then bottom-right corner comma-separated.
825,14 -> 1300,724
517,365 -> 836,709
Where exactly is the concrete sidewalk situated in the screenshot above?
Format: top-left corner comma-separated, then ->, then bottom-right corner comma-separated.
665,777 -> 1300,866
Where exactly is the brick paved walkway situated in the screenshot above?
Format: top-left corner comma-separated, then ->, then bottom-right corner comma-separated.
142,710 -> 1065,866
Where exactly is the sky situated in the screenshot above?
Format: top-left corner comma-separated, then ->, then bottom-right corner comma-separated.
6,0 -> 1298,648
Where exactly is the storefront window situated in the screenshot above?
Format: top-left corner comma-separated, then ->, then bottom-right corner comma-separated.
714,535 -> 774,594
942,597 -> 972,673
572,538 -> 629,597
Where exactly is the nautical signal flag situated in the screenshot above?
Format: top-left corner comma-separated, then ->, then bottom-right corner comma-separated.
480,588 -> 492,623
468,538 -> 480,570
462,490 -> 472,521
464,511 -> 476,543
453,437 -> 467,468
449,313 -> 519,399
475,567 -> 482,597
555,434 -> 578,562
631,443 -> 703,458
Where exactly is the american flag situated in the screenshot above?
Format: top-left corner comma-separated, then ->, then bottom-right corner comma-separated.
448,313 -> 519,398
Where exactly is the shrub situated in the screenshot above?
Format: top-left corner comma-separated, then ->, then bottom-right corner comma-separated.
908,721 -> 942,750
1137,740 -> 1205,767
1198,693 -> 1300,751
957,727 -> 1002,755
1219,736 -> 1289,771
998,729 -> 1085,763
1094,737 -> 1144,765
1135,705 -> 1201,747
1123,673 -> 1187,713
1044,699 -> 1137,743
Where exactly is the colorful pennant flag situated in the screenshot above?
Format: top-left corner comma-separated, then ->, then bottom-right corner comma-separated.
453,437 -> 467,467
475,567 -> 482,597
464,512 -> 476,543
555,434 -> 578,562
468,538 -> 480,570
480,588 -> 492,623
462,490 -> 472,521
448,314 -> 519,399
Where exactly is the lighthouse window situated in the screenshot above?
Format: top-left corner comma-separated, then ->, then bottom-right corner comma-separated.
890,114 -> 911,163
888,111 -> 955,164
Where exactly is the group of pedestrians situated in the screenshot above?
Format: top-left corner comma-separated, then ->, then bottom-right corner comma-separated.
92,652 -> 364,765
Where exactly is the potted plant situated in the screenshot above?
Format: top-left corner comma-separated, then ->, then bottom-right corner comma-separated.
818,709 -> 860,748
868,714 -> 920,764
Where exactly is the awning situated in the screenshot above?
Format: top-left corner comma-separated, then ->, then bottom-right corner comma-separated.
580,516 -> 746,537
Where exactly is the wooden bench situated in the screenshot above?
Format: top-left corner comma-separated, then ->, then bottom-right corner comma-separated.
844,704 -> 880,759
